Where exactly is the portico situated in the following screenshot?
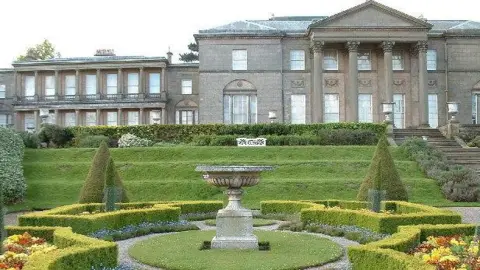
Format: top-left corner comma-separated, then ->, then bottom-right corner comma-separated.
308,0 -> 432,127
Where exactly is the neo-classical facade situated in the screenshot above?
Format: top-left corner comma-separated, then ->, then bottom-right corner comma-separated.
1,0 -> 479,130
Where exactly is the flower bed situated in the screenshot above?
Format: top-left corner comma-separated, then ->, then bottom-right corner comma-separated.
409,235 -> 480,269
0,232 -> 57,269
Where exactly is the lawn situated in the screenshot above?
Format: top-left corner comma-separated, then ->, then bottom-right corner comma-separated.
12,146 -> 471,211
128,230 -> 343,270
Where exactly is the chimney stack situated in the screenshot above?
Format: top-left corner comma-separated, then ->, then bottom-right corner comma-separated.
167,47 -> 173,63
94,49 -> 116,56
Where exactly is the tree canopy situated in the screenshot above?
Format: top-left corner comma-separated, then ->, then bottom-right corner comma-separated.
17,39 -> 61,61
179,42 -> 199,62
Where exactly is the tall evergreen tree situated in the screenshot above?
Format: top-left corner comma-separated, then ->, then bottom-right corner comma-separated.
179,42 -> 199,62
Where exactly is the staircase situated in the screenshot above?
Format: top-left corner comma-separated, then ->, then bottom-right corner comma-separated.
394,128 -> 480,176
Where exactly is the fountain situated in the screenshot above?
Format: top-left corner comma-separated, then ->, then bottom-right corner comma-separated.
195,165 -> 273,249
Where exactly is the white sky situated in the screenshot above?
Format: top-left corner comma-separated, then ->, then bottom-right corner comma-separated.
1,0 -> 479,68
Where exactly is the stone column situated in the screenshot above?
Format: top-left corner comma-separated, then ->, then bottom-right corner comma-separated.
96,109 -> 101,125
96,69 -> 101,98
417,41 -> 429,127
381,41 -> 395,103
54,70 -> 60,97
75,109 -> 80,126
117,68 -> 123,96
161,68 -> 166,93
139,108 -> 144,125
311,41 -> 324,123
139,67 -> 144,97
13,112 -> 19,131
34,71 -> 39,100
346,41 -> 360,122
33,110 -> 39,130
117,108 -> 122,125
161,108 -> 166,124
13,71 -> 17,98
75,69 -> 80,99
54,109 -> 60,125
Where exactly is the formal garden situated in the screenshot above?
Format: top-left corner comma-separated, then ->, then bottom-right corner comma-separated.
1,122 -> 480,269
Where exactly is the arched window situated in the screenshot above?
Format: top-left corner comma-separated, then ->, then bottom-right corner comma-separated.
223,80 -> 257,124
175,100 -> 198,125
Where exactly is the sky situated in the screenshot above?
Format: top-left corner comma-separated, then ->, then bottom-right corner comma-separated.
1,0 -> 479,68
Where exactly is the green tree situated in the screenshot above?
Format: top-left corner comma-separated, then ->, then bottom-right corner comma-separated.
179,42 -> 199,62
17,39 -> 61,61
104,157 -> 117,212
357,136 -> 408,202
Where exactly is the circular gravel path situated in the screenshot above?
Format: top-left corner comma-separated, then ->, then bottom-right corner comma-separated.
116,220 -> 358,270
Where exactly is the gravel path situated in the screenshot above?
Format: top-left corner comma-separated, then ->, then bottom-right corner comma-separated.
116,220 -> 359,270
443,207 -> 480,224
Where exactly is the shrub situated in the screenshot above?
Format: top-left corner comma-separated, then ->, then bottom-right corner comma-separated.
357,136 -> 408,201
467,136 -> 480,147
0,127 -> 27,204
76,135 -> 110,148
37,123 -> 73,147
261,200 -> 321,214
17,131 -> 40,148
400,137 -> 480,202
78,142 -> 129,203
118,133 -> 154,148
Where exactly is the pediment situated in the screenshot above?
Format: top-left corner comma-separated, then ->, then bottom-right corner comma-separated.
176,99 -> 198,108
310,1 -> 432,29
223,80 -> 256,91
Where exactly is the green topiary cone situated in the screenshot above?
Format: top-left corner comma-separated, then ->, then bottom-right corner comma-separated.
104,157 -> 116,212
357,136 -> 408,201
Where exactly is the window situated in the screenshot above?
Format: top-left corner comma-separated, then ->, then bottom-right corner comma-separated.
25,76 -> 35,96
85,75 -> 97,96
149,73 -> 161,94
428,94 -> 438,128
393,94 -> 405,128
472,93 -> 479,124
232,50 -> 247,70
224,95 -> 257,124
323,50 -> 338,70
127,73 -> 139,94
0,84 -> 6,98
392,51 -> 404,71
0,114 -> 7,127
176,110 -> 194,125
64,112 -> 76,127
427,50 -> 437,71
65,75 -> 76,96
45,76 -> 55,97
106,74 -> 117,95
290,50 -> 305,70
291,94 -> 306,124
358,94 -> 373,123
181,79 -> 192,95
357,51 -> 371,71
24,114 -> 35,131
107,112 -> 117,126
85,112 -> 96,126
127,111 -> 139,126
324,94 -> 340,123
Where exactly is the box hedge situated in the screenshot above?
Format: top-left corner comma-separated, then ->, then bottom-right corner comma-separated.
6,226 -> 117,270
347,224 -> 477,270
260,200 -> 322,214
67,123 -> 386,143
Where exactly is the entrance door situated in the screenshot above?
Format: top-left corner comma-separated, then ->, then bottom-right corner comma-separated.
428,94 -> 438,128
473,93 -> 480,124
393,94 -> 405,128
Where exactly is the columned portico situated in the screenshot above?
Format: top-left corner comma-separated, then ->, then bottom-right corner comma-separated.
346,41 -> 360,122
417,41 -> 429,127
311,41 -> 324,123
381,41 -> 395,103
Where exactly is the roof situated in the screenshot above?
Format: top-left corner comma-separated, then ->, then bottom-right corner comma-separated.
0,68 -> 13,73
13,55 -> 168,66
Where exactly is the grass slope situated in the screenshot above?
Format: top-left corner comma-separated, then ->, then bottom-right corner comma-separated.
14,146 -> 466,211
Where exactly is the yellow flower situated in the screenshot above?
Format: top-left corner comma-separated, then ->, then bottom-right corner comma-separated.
439,255 -> 459,262
450,238 -> 459,246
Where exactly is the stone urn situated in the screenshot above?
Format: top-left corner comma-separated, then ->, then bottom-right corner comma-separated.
195,165 -> 273,249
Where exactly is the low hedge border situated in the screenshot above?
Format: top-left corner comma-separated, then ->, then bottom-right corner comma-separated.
347,224 -> 477,270
18,201 -> 223,235
260,200 -> 461,234
6,226 -> 117,270
67,123 -> 386,143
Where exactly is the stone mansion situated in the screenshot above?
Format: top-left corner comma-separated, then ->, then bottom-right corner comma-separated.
1,0 -> 480,131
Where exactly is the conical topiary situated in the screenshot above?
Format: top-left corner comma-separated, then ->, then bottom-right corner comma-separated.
79,141 -> 129,203
357,136 -> 408,201
104,157 -> 117,212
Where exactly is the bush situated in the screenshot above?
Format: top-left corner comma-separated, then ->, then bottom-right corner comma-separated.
76,135 -> 110,148
0,127 -> 27,204
400,137 -> 480,202
357,136 -> 408,201
17,131 -> 40,148
37,123 -> 74,147
79,142 -> 129,203
261,200 -> 321,214
118,133 -> 154,148
467,136 -> 480,147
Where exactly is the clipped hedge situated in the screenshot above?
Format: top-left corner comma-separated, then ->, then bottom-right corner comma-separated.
6,226 -> 117,270
260,200 -> 322,214
67,123 -> 386,143
347,224 -> 477,270
0,127 -> 27,204
19,203 -> 180,235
